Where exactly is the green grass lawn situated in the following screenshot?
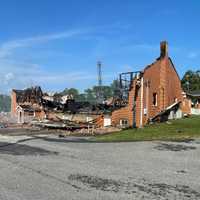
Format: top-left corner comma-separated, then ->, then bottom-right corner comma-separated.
94,115 -> 200,142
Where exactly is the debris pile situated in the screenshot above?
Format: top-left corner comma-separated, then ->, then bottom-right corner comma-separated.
11,86 -> 121,135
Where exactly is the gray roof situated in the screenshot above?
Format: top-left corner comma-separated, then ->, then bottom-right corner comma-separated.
186,90 -> 200,97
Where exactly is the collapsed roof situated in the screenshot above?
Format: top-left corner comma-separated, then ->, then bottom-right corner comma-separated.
13,86 -> 118,114
13,86 -> 43,105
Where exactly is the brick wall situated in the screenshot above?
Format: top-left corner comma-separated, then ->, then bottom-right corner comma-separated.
111,44 -> 184,128
11,90 -> 17,116
35,110 -> 46,120
111,77 -> 141,127
163,58 -> 182,105
11,90 -> 46,121
143,60 -> 161,124
111,106 -> 130,126
181,98 -> 191,114
142,56 -> 183,125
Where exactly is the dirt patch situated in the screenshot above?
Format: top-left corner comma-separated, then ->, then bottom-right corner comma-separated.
154,143 -> 196,151
0,142 -> 58,156
68,174 -> 200,199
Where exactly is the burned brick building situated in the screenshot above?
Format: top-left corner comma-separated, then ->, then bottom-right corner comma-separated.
10,41 -> 191,129
11,86 -> 113,127
11,86 -> 45,123
112,41 -> 189,128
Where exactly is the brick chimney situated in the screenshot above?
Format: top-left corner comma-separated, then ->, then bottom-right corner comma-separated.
160,41 -> 168,58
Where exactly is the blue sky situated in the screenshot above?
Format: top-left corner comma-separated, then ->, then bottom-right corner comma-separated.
0,0 -> 199,94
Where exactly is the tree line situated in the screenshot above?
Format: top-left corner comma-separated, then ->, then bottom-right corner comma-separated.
0,70 -> 199,112
55,80 -> 119,103
0,95 -> 11,112
181,70 -> 200,92
60,70 -> 200,103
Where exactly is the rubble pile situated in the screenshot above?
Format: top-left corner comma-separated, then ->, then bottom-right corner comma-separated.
11,86 -> 122,135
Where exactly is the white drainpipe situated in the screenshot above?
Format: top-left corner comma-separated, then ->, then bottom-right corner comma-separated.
146,81 -> 149,119
140,77 -> 144,128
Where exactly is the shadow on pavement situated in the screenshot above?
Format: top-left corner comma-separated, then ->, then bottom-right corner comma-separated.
0,142 -> 58,156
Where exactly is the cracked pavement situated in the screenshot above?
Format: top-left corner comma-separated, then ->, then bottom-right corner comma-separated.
0,133 -> 200,200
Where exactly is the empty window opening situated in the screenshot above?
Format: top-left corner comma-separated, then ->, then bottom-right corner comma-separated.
153,93 -> 157,106
120,119 -> 129,127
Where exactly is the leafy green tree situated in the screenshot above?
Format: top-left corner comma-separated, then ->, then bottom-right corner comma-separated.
110,79 -> 121,97
59,88 -> 80,100
182,70 -> 200,91
0,95 -> 11,112
59,79 -> 121,103
76,93 -> 86,102
84,88 -> 96,103
67,88 -> 79,99
60,88 -> 68,96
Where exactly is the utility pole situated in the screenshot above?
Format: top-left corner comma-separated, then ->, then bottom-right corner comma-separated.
186,74 -> 190,92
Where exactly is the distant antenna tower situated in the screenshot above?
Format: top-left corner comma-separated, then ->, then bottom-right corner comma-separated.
97,61 -> 102,87
97,61 -> 103,103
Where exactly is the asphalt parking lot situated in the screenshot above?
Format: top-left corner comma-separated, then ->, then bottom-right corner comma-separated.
0,134 -> 200,200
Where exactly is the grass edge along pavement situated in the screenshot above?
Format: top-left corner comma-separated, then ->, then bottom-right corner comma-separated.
93,116 -> 200,142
